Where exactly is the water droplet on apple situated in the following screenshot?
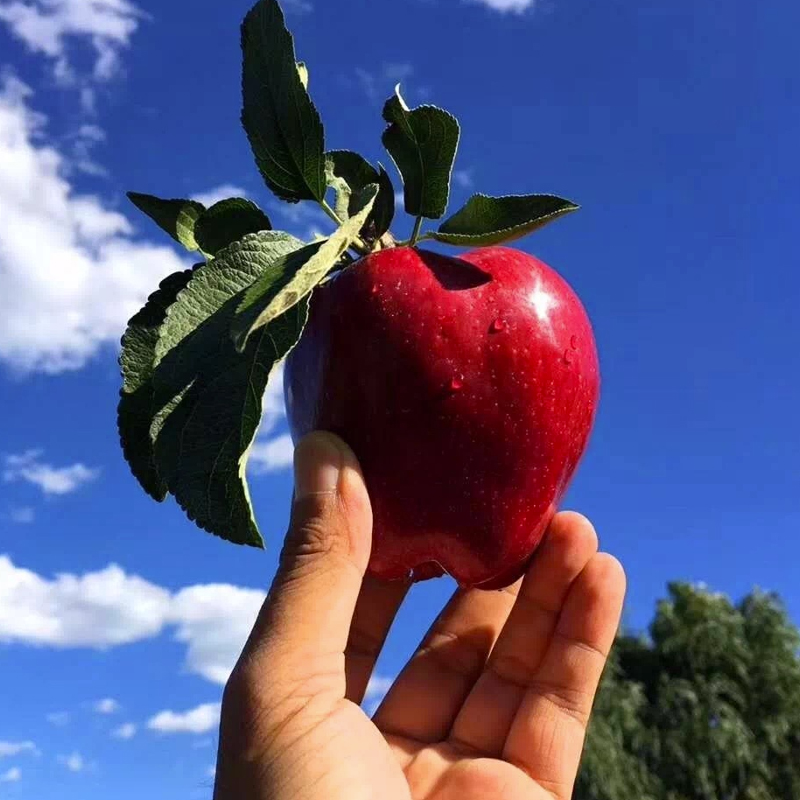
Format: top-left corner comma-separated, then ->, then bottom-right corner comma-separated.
570,334 -> 579,350
370,284 -> 379,295
448,374 -> 465,392
490,317 -> 507,333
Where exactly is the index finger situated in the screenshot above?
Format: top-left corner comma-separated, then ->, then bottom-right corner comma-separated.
345,574 -> 411,704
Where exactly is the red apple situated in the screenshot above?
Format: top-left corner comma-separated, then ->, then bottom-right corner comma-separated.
284,245 -> 599,589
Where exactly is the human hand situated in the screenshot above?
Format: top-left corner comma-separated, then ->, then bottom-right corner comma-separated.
213,432 -> 626,800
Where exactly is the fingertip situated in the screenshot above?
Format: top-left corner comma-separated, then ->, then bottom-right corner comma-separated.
593,552 -> 627,594
548,511 -> 599,551
578,552 -> 628,615
532,511 -> 599,575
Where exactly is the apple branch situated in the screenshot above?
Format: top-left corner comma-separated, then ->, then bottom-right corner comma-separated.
409,216 -> 424,247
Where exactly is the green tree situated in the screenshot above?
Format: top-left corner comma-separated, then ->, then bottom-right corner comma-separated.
576,583 -> 800,800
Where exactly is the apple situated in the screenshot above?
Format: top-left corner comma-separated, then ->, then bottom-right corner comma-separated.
118,1 -> 594,579
284,245 -> 600,589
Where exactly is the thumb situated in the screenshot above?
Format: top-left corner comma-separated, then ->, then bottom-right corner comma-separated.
245,431 -> 373,673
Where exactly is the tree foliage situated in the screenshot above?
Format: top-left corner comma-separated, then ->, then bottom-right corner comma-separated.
577,583 -> 800,800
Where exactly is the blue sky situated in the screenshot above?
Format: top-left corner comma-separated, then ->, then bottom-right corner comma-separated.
0,0 -> 798,796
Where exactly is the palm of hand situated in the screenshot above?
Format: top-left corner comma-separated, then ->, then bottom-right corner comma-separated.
216,513 -> 624,800
335,708 -> 560,800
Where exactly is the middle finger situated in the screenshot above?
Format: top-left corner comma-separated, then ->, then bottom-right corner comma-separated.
448,512 -> 599,755
373,578 -> 521,743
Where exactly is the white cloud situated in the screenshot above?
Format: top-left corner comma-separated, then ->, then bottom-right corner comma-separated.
78,85 -> 96,114
354,68 -> 377,102
46,712 -> 70,726
363,674 -> 394,716
93,698 -> 119,714
0,555 -> 266,686
3,451 -> 99,495
282,0 -> 312,13
354,63 -> 414,103
365,674 -> 394,702
249,434 -> 294,474
0,0 -> 142,85
248,363 -> 295,475
7,506 -> 34,524
452,169 -> 474,189
147,703 -> 221,735
68,122 -> 107,176
0,556 -> 171,648
169,584 -> 265,685
0,74 -> 187,373
261,362 -> 287,435
77,123 -> 104,141
0,767 -> 21,783
190,185 -> 248,209
0,741 -> 38,758
271,200 -> 330,242
58,751 -> 85,772
111,723 -> 136,740
383,63 -> 414,82
469,0 -> 536,11
206,765 -> 216,778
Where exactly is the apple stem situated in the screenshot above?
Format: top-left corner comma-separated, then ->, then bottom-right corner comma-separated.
409,215 -> 424,247
400,227 -> 433,247
320,198 -> 342,225
320,198 -> 370,255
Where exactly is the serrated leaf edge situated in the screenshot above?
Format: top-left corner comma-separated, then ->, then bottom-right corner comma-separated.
159,302 -> 310,549
240,0 -> 326,203
117,268 -> 197,502
152,231 -> 301,365
126,191 -> 205,252
382,85 -> 461,220
193,197 -> 273,256
434,193 -> 579,246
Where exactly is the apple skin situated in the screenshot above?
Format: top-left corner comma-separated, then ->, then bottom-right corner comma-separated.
284,246 -> 600,589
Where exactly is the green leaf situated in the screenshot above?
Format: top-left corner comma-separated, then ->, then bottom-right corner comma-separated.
373,166 -> 396,240
296,60 -> 308,88
325,157 -> 353,221
231,240 -> 321,351
194,198 -> 272,256
118,269 -> 195,501
381,85 -> 460,220
325,150 -> 395,240
233,184 -> 379,349
326,151 -> 376,209
241,0 -> 326,202
433,193 -> 579,246
151,231 -> 307,547
127,192 -> 204,251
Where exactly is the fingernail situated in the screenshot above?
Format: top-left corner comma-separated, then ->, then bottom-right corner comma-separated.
294,432 -> 342,499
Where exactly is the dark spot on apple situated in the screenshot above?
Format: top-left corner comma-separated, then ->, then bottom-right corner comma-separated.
411,561 -> 446,581
417,249 -> 492,291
